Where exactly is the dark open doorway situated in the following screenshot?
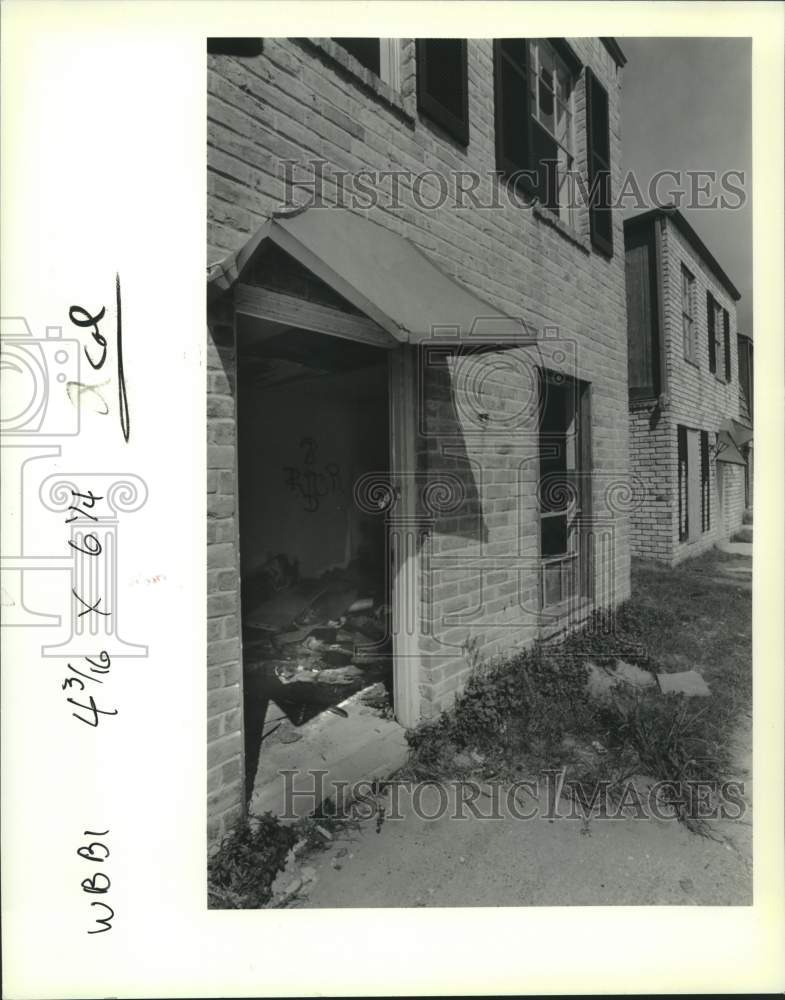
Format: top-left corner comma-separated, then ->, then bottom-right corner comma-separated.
237,318 -> 393,800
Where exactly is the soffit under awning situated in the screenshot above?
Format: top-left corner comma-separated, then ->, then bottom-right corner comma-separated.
207,206 -> 531,345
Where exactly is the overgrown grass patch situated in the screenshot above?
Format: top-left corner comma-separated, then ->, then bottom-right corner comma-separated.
403,549 -> 752,827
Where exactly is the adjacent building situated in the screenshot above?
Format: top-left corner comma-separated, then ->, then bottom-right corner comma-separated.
624,206 -> 750,565
206,37 -> 631,841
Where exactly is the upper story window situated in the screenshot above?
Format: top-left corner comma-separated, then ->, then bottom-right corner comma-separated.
494,39 -> 578,229
707,291 -> 731,382
681,265 -> 697,364
416,40 -> 469,146
332,38 -> 401,89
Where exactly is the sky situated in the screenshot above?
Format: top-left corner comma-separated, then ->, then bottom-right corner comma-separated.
620,37 -> 753,333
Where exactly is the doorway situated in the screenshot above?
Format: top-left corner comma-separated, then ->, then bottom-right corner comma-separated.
236,313 -> 404,798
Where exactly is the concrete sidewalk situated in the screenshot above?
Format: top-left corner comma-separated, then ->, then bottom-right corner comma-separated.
276,762 -> 752,908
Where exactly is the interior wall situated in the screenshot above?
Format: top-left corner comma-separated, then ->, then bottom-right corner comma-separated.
239,361 -> 388,581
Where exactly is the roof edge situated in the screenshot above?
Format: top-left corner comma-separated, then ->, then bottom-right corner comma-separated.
600,38 -> 627,67
623,207 -> 741,302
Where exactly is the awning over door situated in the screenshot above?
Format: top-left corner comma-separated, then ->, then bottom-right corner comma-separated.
716,418 -> 751,465
723,418 -> 753,447
208,206 -> 529,343
716,417 -> 753,465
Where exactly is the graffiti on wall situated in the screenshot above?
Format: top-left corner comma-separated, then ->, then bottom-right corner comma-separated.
282,436 -> 343,513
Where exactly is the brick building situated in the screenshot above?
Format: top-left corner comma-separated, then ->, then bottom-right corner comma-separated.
624,207 -> 750,565
206,36 -> 631,842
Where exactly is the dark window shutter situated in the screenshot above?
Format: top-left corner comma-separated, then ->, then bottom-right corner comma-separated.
493,40 -> 533,189
586,67 -> 612,256
333,38 -> 380,75
707,291 -> 716,373
723,309 -> 731,382
207,38 -> 263,57
700,430 -> 710,532
677,424 -> 688,541
416,40 -> 469,146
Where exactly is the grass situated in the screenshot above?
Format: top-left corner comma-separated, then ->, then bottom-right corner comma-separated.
403,548 -> 752,828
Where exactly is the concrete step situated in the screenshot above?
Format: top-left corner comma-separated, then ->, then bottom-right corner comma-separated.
731,525 -> 753,544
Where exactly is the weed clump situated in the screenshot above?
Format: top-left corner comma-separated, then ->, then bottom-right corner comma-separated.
405,642 -> 598,779
208,813 -> 297,909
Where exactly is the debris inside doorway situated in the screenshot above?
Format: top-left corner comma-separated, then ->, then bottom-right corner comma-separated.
243,553 -> 393,729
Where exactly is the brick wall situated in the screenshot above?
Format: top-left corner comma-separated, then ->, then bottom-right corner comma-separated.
627,214 -> 742,565
722,463 -> 746,538
628,402 -> 673,560
207,37 -> 631,832
206,315 -> 245,844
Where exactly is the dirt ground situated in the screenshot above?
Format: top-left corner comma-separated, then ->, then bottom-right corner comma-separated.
275,550 -> 753,908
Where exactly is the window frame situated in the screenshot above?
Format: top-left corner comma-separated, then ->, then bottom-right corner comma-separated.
331,38 -> 401,90
493,38 -> 579,228
677,424 -> 689,542
681,265 -> 697,365
529,39 -> 576,227
713,300 -> 725,381
537,370 -> 592,612
700,429 -> 711,532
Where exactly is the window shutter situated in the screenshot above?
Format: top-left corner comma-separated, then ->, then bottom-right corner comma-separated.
207,38 -> 263,56
677,424 -> 688,541
707,291 -> 716,373
585,67 -> 613,256
493,40 -> 533,185
333,38 -> 381,75
700,430 -> 710,532
723,309 -> 731,382
416,40 -> 469,146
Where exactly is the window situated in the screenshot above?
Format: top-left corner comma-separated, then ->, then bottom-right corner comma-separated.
416,40 -> 469,145
700,430 -> 710,532
677,425 -> 688,541
681,265 -> 696,363
707,292 -> 730,381
586,67 -> 612,254
332,38 -> 400,88
538,371 -> 591,609
494,39 -> 578,227
678,425 -> 709,542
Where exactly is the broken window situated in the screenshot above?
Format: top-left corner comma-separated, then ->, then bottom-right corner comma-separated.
538,371 -> 591,609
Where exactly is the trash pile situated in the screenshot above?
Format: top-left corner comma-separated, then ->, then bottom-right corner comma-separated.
242,553 -> 393,724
